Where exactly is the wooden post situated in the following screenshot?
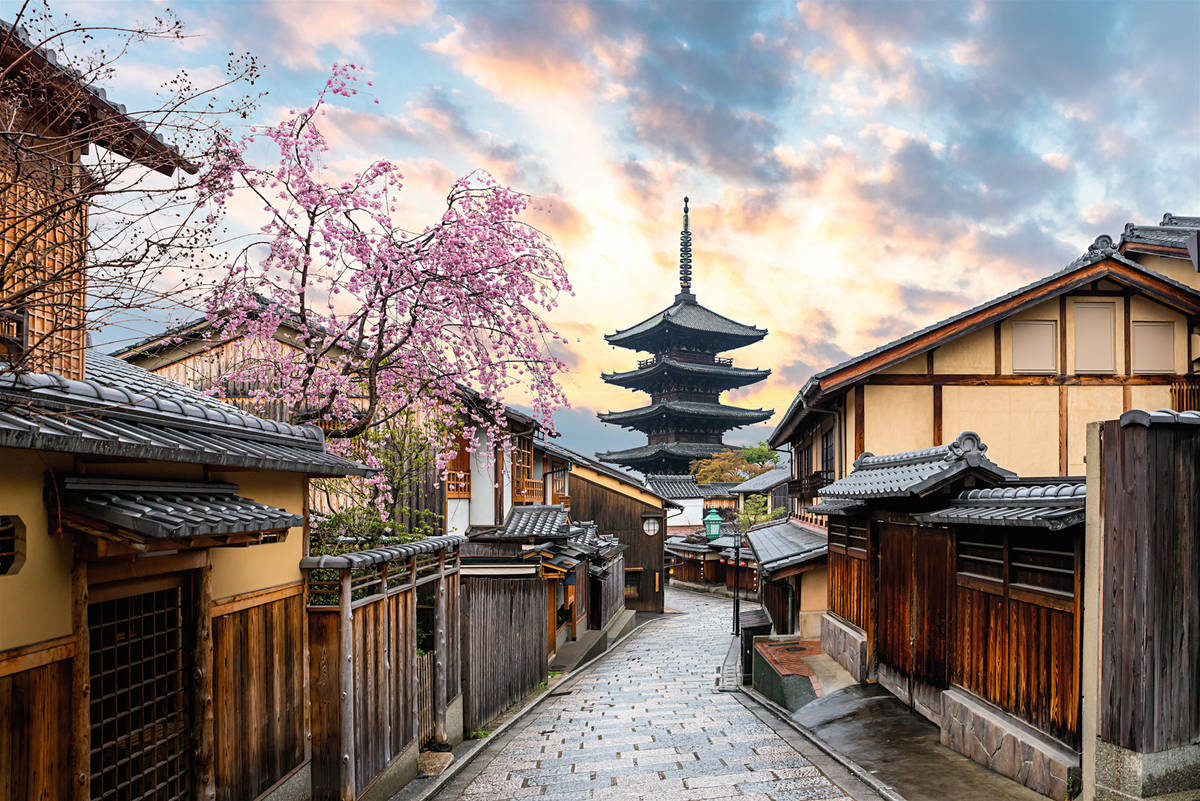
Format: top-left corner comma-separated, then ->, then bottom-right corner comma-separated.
193,555 -> 216,801
339,570 -> 355,800
409,556 -> 418,747
70,551 -> 90,801
433,551 -> 448,747
380,564 -> 391,763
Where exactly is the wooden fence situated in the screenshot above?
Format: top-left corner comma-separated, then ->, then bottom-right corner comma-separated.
460,576 -> 548,733
416,652 -> 434,747
302,536 -> 463,801
591,555 -> 625,630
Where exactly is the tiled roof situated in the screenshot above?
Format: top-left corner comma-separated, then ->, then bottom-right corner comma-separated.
914,480 -> 1085,531
1120,215 -> 1199,270
597,441 -> 729,469
537,438 -> 662,496
730,465 -> 791,494
805,498 -> 867,517
1119,408 -> 1200,427
602,358 -> 770,390
300,534 -> 467,569
0,352 -> 372,476
770,247 -> 1200,446
0,20 -> 193,174
746,519 -> 827,574
819,431 -> 1014,500
605,296 -> 767,351
644,474 -> 739,500
57,478 -> 302,539
599,401 -> 771,428
496,504 -> 570,540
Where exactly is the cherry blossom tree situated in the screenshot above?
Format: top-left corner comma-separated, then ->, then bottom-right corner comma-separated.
196,65 -> 571,513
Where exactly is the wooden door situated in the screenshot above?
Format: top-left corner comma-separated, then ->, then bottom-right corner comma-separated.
88,577 -> 193,801
877,523 -> 953,703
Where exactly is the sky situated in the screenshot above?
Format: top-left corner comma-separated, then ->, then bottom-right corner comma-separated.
68,0 -> 1200,460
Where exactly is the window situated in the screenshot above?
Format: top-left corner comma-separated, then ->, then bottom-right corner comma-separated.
1012,320 -> 1057,373
1074,302 -> 1115,373
1132,321 -> 1175,374
446,434 -> 471,498
0,516 -> 24,574
821,427 -> 836,476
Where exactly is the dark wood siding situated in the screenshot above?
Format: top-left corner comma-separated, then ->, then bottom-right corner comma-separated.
876,522 -> 952,690
1100,418 -> 1200,753
0,657 -> 72,801
828,519 -> 872,633
569,475 -> 664,612
213,590 -> 306,801
877,523 -> 913,675
952,526 -> 1081,746
460,577 -> 547,733
761,579 -> 791,634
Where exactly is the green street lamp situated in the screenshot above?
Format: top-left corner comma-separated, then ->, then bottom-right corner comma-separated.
703,508 -> 723,542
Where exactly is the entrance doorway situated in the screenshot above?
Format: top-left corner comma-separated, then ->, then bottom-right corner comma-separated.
88,577 -> 193,801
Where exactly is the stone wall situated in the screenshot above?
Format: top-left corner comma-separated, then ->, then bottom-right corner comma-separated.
819,613 -> 870,682
941,688 -> 1079,800
1094,739 -> 1200,801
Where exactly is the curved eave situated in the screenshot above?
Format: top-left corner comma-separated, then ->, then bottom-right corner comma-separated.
598,403 -> 773,431
596,441 -> 730,468
601,360 -> 771,390
605,322 -> 767,354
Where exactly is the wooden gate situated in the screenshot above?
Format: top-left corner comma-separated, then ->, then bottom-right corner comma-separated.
876,522 -> 952,716
88,579 -> 192,801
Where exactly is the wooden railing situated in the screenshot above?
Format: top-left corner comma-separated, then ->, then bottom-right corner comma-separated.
416,651 -> 435,746
787,470 -> 835,499
513,477 -> 545,504
446,470 -> 471,499
637,353 -> 734,369
1171,377 -> 1200,412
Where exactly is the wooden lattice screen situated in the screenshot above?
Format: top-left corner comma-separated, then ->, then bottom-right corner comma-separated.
88,583 -> 193,801
1,142 -> 88,379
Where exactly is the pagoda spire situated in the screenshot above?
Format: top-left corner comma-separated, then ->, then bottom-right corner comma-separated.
678,196 -> 693,297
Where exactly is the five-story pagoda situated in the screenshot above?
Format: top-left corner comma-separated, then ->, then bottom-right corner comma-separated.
597,198 -> 772,474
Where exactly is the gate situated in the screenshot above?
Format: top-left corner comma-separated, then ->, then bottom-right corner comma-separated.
876,522 -> 952,719
88,579 -> 193,801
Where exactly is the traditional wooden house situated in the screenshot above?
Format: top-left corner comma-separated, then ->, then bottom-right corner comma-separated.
597,198 -> 772,474
729,461 -> 791,519
770,231 -> 1200,519
807,431 -> 1087,798
745,518 -> 828,638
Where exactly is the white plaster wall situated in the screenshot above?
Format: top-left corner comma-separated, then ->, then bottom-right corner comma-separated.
468,438 -> 495,527
446,498 -> 470,537
673,498 -> 705,526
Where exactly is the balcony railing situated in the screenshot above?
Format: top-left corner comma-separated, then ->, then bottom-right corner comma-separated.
1171,377 -> 1200,412
636,353 -> 734,370
513,477 -> 545,504
446,471 -> 470,499
787,470 -> 835,499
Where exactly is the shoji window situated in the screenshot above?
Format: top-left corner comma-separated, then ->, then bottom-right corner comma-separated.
1012,320 -> 1057,373
1075,302 -> 1116,373
1131,321 -> 1175,374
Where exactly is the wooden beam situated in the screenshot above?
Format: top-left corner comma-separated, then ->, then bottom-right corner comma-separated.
1123,384 -> 1133,412
86,550 -> 206,584
932,385 -> 943,446
193,555 -> 216,801
864,373 -> 1178,386
1123,293 -> 1133,375
994,323 -> 1002,375
338,570 -> 355,800
70,551 -> 89,801
0,635 -> 75,678
210,581 -> 303,618
433,552 -> 448,746
1059,386 -> 1069,475
925,351 -> 934,375
1059,295 -> 1068,375
854,387 -> 865,458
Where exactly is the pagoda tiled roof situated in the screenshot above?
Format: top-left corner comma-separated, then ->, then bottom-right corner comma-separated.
604,295 -> 767,352
598,401 -> 771,431
601,357 -> 770,391
596,441 -> 729,469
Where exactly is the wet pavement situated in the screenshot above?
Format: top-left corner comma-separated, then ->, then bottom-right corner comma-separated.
792,685 -> 1046,801
435,589 -> 882,801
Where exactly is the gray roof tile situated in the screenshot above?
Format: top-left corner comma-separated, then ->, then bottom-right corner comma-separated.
914,479 -> 1085,530
746,518 -> 828,574
300,534 -> 466,569
819,431 -> 1014,500
58,477 -> 301,539
606,297 -> 767,350
496,505 -> 570,540
0,352 -> 371,476
730,464 -> 791,494
597,441 -> 729,467
600,400 -> 771,427
1119,408 -> 1200,428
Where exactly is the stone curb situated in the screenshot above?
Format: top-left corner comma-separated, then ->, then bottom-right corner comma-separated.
392,612 -> 670,801
740,684 -> 910,801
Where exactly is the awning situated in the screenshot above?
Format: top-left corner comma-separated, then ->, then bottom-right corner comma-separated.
55,477 -> 301,543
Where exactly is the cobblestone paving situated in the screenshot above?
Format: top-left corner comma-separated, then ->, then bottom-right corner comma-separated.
438,589 -> 872,801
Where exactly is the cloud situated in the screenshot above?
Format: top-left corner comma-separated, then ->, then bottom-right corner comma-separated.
261,0 -> 436,71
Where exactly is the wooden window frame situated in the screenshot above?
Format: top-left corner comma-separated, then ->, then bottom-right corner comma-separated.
1011,320 -> 1058,374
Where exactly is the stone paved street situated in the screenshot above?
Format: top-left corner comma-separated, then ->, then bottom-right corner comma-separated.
436,588 -> 881,801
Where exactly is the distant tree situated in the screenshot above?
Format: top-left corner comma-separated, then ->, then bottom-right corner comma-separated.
689,441 -> 779,483
736,493 -> 787,530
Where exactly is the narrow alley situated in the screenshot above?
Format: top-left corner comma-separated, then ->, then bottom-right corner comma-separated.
434,588 -> 883,801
